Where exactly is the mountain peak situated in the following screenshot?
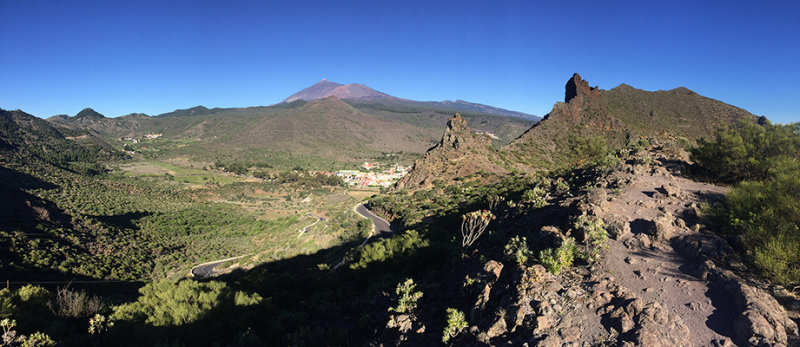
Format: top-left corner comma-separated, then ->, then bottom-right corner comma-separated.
396,114 -> 502,190
75,108 -> 105,119
284,79 -> 344,103
283,80 -> 393,103
565,73 -> 600,103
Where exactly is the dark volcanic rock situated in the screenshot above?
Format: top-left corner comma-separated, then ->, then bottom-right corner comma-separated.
564,73 -> 600,103
395,115 -> 504,190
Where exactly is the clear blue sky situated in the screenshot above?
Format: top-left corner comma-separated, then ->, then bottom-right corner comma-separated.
1,0 -> 798,122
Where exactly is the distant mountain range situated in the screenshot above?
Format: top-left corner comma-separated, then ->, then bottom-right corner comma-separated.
40,80 -> 540,168
281,79 -> 540,121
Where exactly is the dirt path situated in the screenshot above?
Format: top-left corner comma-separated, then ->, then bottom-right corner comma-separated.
298,213 -> 326,235
594,170 -> 739,346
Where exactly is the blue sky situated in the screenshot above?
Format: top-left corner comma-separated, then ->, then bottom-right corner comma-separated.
1,0 -> 798,122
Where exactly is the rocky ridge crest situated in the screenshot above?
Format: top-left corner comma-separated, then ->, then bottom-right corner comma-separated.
395,114 -> 505,190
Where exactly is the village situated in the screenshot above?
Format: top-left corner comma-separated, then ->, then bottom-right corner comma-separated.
334,161 -> 409,188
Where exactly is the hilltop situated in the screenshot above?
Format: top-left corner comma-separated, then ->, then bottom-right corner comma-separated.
505,73 -> 758,170
283,79 -> 392,102
397,73 -> 761,191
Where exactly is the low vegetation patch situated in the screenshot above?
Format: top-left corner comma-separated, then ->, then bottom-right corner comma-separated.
695,120 -> 800,285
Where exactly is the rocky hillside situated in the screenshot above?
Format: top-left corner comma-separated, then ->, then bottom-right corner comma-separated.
396,114 -> 507,190
398,73 -> 761,191
505,73 -> 759,170
376,144 -> 800,346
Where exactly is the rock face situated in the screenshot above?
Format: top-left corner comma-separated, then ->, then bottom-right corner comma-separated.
564,73 -> 600,103
395,115 -> 505,190
718,269 -> 800,346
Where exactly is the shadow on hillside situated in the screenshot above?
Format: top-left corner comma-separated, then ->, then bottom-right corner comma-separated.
89,211 -> 152,230
0,166 -> 69,228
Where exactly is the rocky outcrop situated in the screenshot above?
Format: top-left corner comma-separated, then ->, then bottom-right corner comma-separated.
720,269 -> 799,346
395,115 -> 505,190
564,73 -> 600,103
590,277 -> 691,346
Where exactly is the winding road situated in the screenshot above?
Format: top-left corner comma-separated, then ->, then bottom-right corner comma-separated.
299,213 -> 326,234
190,254 -> 250,279
355,203 -> 393,236
190,204 -> 391,277
331,203 -> 394,270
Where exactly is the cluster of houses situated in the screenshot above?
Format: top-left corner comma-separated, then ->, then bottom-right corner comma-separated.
121,133 -> 163,143
335,162 -> 409,188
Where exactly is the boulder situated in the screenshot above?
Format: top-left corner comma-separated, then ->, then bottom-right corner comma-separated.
651,212 -> 674,241
605,214 -> 631,239
721,270 -> 800,346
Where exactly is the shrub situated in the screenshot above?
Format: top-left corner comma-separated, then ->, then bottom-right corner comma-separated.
49,287 -> 104,319
521,187 -> 547,209
346,230 -> 428,270
574,215 -> 609,262
22,331 -> 55,347
629,136 -> 650,153
716,171 -> 800,285
460,210 -> 495,249
692,120 -> 800,183
88,313 -> 114,335
539,237 -> 577,274
487,194 -> 504,211
388,278 -> 423,315
112,279 -> 261,327
441,308 -> 468,343
504,236 -> 534,265
567,134 -> 609,166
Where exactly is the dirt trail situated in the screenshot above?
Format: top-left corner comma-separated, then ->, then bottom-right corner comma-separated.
594,169 -> 738,346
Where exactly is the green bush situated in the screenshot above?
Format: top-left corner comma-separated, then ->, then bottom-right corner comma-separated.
693,120 -> 800,285
628,136 -> 650,152
441,308 -> 468,343
388,278 -> 423,315
112,279 -> 262,327
539,237 -> 576,274
346,230 -> 429,270
716,171 -> 800,285
567,134 -> 609,167
521,187 -> 547,209
22,331 -> 55,347
504,236 -> 534,265
574,215 -> 608,262
692,120 -> 800,183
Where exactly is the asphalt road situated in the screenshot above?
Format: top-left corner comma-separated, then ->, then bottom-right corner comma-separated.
355,203 -> 393,236
190,254 -> 248,279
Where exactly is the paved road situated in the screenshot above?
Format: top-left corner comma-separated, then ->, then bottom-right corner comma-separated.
355,203 -> 393,236
332,204 -> 394,270
190,254 -> 249,279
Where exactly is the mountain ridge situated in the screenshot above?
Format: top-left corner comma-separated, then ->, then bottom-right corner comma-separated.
397,73 -> 761,190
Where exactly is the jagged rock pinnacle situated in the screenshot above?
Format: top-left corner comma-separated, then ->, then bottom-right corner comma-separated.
441,114 -> 472,150
565,73 -> 600,103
